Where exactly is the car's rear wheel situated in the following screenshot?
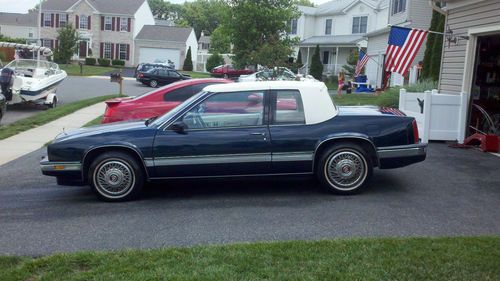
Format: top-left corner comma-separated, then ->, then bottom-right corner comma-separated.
317,143 -> 372,195
89,151 -> 144,202
149,80 -> 158,88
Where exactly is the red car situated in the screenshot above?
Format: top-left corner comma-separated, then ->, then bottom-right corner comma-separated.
210,64 -> 254,78
102,78 -> 231,124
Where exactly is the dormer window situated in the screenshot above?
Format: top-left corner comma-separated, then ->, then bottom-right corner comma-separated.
79,15 -> 88,29
392,0 -> 406,15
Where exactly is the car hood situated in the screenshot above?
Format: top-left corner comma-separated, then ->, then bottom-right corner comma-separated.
53,121 -> 148,142
338,106 -> 406,116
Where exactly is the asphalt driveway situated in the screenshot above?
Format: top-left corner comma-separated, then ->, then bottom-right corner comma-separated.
0,142 -> 498,256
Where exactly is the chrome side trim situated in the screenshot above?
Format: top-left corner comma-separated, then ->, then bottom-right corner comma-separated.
149,172 -> 313,180
152,153 -> 271,166
377,143 -> 427,159
272,152 -> 313,162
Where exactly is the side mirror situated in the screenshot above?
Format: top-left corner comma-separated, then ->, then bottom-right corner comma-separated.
170,121 -> 187,134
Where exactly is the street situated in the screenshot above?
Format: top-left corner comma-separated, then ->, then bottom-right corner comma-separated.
0,142 -> 498,256
1,76 -> 151,125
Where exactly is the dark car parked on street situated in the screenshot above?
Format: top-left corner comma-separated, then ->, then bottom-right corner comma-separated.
0,93 -> 5,124
41,81 -> 426,202
134,63 -> 173,78
136,68 -> 190,87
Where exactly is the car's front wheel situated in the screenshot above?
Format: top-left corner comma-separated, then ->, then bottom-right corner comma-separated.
318,143 -> 372,195
149,80 -> 158,88
89,151 -> 144,202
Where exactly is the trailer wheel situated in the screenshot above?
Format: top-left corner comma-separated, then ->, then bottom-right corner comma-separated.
48,96 -> 58,109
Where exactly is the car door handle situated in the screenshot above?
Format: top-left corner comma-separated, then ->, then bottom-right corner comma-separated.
250,132 -> 266,136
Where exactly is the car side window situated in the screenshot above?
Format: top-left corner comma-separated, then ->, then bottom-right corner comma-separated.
164,87 -> 195,102
168,71 -> 180,78
157,69 -> 168,76
181,91 -> 265,129
273,90 -> 305,125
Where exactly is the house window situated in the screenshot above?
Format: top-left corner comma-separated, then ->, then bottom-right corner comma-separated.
120,18 -> 128,31
43,13 -> 51,27
104,16 -> 112,30
290,19 -> 298,35
202,43 -> 210,50
42,39 -> 53,48
325,19 -> 332,35
104,43 -> 112,59
79,15 -> 88,29
28,29 -> 33,38
392,0 -> 406,15
322,51 -> 329,64
119,44 -> 127,60
59,13 -> 67,27
352,16 -> 368,34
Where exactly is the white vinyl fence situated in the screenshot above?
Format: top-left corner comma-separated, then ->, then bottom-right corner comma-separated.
399,89 -> 468,143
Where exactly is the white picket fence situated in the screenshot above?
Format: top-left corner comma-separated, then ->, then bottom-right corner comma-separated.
399,89 -> 468,143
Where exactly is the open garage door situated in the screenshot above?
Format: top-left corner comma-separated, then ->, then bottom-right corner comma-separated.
139,47 -> 180,69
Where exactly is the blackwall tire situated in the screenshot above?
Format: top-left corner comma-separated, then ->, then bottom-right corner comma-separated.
150,80 -> 158,88
89,151 -> 144,202
317,143 -> 372,195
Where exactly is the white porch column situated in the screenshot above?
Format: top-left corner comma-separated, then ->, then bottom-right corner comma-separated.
306,47 -> 310,75
335,46 -> 339,75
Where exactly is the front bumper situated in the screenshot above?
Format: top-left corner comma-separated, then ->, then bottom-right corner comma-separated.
377,143 -> 427,169
40,156 -> 84,185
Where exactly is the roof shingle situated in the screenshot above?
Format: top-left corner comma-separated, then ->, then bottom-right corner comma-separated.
42,0 -> 146,15
136,25 -> 193,42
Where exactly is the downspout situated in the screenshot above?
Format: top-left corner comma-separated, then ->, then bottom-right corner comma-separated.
428,0 -> 446,15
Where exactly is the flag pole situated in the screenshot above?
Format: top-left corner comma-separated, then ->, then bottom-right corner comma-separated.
387,24 -> 446,36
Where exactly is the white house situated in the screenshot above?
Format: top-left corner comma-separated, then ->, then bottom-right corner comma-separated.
365,0 -> 433,88
0,12 -> 38,42
292,0 -> 389,77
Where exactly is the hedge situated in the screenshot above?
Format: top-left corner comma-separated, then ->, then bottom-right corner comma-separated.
85,58 -> 96,65
112,59 -> 125,66
98,58 -> 110,67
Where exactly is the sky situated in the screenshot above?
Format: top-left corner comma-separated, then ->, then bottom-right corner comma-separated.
0,0 -> 331,14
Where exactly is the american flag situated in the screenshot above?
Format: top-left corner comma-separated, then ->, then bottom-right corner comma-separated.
385,26 -> 428,76
355,49 -> 369,77
380,107 -> 406,116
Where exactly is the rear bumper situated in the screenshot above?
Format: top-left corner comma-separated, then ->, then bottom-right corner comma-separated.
377,143 -> 427,169
40,156 -> 84,186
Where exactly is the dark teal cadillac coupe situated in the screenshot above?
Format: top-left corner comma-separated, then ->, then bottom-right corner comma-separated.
41,81 -> 426,201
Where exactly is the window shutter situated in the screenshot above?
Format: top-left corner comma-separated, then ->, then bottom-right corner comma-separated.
76,15 -> 79,29
51,13 -> 54,27
55,40 -> 59,50
41,13 -> 44,26
66,14 -> 69,23
50,39 -> 54,49
56,14 -> 59,28
88,16 -> 91,30
111,43 -> 114,59
112,17 -> 115,31
128,18 -> 131,32
100,42 -> 104,58
101,16 -> 104,30
116,44 -> 119,60
117,18 -> 121,31
126,44 -> 130,61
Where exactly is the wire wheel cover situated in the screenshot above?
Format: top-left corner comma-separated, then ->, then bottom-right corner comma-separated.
326,151 -> 366,190
95,160 -> 135,196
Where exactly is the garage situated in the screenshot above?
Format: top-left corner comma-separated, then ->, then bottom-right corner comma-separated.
138,47 -> 180,67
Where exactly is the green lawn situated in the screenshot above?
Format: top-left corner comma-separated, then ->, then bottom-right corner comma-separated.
0,95 -> 118,140
180,71 -> 211,78
332,87 -> 400,107
83,115 -> 104,127
0,237 -> 498,280
59,64 -> 120,76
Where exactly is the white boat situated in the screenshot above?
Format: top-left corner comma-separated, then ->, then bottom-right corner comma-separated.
0,42 -> 66,108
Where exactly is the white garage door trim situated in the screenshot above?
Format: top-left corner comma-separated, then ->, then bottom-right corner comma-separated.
139,47 -> 180,69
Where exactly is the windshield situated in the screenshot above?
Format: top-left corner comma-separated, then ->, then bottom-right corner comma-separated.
150,91 -> 207,126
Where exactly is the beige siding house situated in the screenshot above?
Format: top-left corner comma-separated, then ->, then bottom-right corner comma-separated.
0,12 -> 38,42
433,0 -> 500,137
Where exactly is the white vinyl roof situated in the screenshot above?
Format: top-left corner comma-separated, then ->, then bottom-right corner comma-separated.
204,81 -> 337,125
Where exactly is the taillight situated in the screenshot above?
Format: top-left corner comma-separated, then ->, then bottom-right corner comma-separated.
412,120 -> 419,143
138,73 -> 144,78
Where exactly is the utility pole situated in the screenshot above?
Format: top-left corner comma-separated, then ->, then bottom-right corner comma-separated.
38,0 -> 42,66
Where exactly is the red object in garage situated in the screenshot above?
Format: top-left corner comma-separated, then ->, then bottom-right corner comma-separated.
463,133 -> 500,153
102,78 -> 231,124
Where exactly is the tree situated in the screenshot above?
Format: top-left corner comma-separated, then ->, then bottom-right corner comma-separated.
54,24 -> 79,64
294,0 -> 315,7
183,46 -> 193,71
296,49 -> 303,66
148,0 -> 184,23
309,45 -> 323,80
421,9 -> 445,81
343,48 -> 359,79
226,0 -> 300,68
181,0 -> 230,39
209,26 -> 231,54
206,53 -> 225,72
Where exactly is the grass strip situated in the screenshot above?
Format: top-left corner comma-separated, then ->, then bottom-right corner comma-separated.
59,64 -> 120,76
83,115 -> 103,127
180,71 -> 212,79
0,237 -> 499,281
0,95 -> 118,140
332,87 -> 400,107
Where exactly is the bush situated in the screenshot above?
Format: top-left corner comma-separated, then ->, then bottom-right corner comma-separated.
183,46 -> 193,71
112,59 -> 125,66
85,58 -> 96,65
98,58 -> 110,67
206,53 -> 225,72
309,45 -> 323,80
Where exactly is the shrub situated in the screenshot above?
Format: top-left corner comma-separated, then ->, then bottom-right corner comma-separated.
98,58 -> 110,67
309,45 -> 323,80
85,57 -> 96,65
183,46 -> 193,71
206,53 -> 225,72
112,59 -> 125,66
